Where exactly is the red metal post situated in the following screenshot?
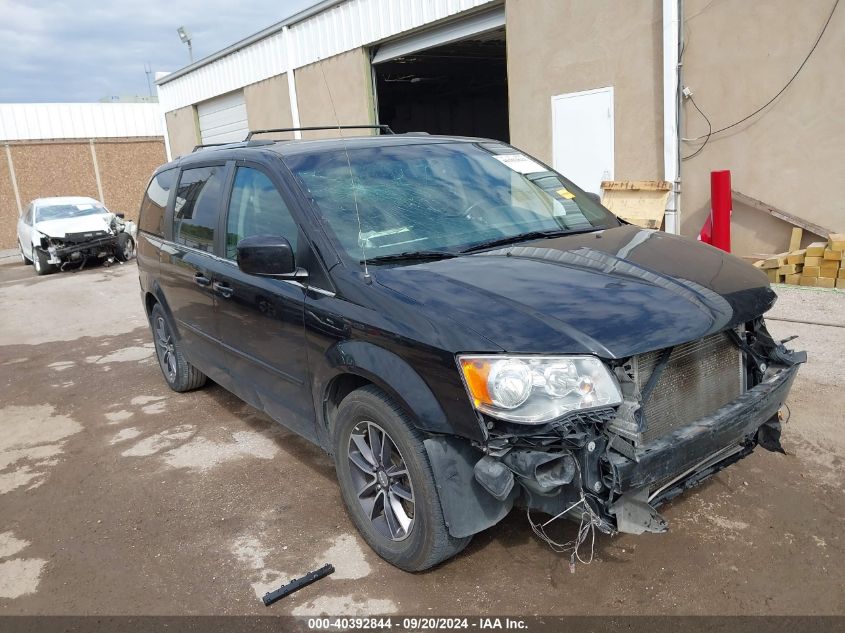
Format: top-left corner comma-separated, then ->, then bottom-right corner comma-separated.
710,170 -> 732,252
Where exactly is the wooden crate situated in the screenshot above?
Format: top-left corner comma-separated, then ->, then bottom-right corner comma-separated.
600,181 -> 671,229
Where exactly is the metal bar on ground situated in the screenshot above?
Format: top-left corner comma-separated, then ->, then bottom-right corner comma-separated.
262,564 -> 335,606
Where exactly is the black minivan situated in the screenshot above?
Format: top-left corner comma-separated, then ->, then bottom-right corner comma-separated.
137,129 -> 803,571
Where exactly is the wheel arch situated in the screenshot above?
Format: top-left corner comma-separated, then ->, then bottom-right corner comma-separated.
143,282 -> 183,341
325,369 -> 515,540
316,341 -> 454,451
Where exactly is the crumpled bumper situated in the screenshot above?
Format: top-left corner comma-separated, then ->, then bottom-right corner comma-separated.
425,354 -> 803,540
607,363 -> 800,498
50,234 -> 117,258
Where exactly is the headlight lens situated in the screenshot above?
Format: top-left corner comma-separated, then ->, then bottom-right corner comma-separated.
458,355 -> 622,424
487,359 -> 533,409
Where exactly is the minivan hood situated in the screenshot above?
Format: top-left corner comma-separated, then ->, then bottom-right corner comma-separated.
35,214 -> 112,238
373,226 -> 776,358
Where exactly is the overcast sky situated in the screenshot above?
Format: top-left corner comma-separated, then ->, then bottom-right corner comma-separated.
0,0 -> 315,103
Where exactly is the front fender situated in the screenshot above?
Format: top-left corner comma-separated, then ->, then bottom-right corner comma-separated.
314,340 -> 461,441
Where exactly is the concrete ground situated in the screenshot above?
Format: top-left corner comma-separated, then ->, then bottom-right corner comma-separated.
0,255 -> 843,616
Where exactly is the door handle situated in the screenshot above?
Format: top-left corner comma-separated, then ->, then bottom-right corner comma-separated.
212,281 -> 234,298
194,273 -> 211,287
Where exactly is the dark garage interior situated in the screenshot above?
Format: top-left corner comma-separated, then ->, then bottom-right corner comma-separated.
374,27 -> 509,141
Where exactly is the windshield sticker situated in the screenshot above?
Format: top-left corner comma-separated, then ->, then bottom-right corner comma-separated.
493,154 -> 547,174
77,203 -> 94,210
555,187 -> 576,200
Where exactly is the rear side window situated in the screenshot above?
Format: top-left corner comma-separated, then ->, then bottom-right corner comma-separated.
225,167 -> 298,260
173,166 -> 225,252
139,169 -> 176,236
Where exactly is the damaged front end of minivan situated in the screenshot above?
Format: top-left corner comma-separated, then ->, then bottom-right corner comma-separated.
432,318 -> 804,547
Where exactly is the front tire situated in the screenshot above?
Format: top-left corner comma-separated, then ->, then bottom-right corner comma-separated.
149,303 -> 207,392
32,247 -> 53,275
333,386 -> 471,571
115,233 -> 134,262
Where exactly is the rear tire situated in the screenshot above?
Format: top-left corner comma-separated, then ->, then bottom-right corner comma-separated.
333,385 -> 471,571
19,242 -> 32,265
149,303 -> 207,392
32,247 -> 53,276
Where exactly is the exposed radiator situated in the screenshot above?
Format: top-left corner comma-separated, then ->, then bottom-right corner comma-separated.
635,331 -> 744,443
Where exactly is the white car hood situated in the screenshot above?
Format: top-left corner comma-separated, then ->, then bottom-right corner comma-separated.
34,214 -> 113,239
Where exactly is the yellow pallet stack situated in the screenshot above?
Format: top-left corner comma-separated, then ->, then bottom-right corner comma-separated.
754,233 -> 844,289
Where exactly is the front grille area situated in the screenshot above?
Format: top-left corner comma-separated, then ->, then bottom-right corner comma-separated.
636,331 -> 744,443
63,230 -> 109,244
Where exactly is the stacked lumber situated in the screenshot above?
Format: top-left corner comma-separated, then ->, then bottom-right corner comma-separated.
754,233 -> 845,288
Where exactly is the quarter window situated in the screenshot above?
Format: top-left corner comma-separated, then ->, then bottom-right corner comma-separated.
174,166 -> 225,252
225,167 -> 298,260
139,168 -> 177,236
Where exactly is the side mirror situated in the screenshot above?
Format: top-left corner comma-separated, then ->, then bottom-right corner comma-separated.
115,212 -> 126,219
236,235 -> 306,279
585,192 -> 602,205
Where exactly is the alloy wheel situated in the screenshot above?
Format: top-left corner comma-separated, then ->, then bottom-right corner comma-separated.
347,421 -> 415,541
154,316 -> 177,383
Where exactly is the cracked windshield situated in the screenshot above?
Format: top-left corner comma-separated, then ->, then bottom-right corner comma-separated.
286,142 -> 619,260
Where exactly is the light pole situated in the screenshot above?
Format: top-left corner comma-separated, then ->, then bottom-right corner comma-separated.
177,26 -> 193,64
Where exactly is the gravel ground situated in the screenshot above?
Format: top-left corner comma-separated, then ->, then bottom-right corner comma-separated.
0,260 -> 843,616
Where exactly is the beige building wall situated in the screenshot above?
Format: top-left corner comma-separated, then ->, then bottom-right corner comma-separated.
12,142 -> 100,207
165,105 -> 199,157
0,138 -> 166,249
680,0 -> 844,255
506,0 -> 664,181
95,139 -> 167,218
244,74 -> 294,138
295,48 -> 375,139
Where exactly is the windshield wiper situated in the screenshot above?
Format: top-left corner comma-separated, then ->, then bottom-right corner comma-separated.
362,250 -> 459,264
460,227 -> 606,253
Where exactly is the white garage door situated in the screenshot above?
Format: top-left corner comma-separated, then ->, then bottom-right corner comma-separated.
372,7 -> 505,64
197,91 -> 248,144
551,87 -> 614,195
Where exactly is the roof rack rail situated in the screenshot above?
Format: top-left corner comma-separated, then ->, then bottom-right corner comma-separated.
191,142 -> 234,152
245,125 -> 394,140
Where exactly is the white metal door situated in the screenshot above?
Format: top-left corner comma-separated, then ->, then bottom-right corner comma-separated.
551,87 -> 614,194
198,91 -> 248,144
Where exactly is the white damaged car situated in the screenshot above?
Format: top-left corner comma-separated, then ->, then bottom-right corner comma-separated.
17,196 -> 137,275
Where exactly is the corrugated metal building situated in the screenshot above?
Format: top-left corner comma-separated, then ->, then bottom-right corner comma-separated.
0,103 -> 165,249
156,0 -> 845,256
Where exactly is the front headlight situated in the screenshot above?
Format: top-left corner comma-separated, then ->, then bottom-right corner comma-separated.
458,355 -> 622,424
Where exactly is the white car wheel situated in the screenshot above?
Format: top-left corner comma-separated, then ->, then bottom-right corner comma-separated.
115,233 -> 134,262
32,247 -> 53,276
